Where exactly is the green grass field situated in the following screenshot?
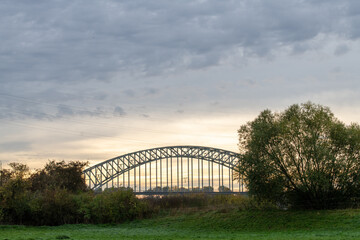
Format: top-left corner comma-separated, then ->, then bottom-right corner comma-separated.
2,208 -> 360,239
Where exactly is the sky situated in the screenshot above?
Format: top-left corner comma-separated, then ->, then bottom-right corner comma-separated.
1,0 -> 360,169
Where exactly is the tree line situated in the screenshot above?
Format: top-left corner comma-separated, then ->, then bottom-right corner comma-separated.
0,161 -> 150,225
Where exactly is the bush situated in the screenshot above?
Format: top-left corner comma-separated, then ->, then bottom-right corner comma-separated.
0,178 -> 32,224
0,161 -> 152,225
143,193 -> 272,212
89,188 -> 149,223
29,188 -> 81,225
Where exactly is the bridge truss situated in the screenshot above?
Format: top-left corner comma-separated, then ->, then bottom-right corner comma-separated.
83,146 -> 245,194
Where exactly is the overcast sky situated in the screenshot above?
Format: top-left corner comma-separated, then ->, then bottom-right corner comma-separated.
1,0 -> 360,169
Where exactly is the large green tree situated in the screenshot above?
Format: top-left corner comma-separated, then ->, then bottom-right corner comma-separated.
237,102 -> 360,209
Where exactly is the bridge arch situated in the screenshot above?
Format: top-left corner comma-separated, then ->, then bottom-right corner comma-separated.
83,146 -> 244,193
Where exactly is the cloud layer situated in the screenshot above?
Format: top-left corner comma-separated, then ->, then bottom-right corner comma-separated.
1,0 -> 360,167
1,0 -> 360,84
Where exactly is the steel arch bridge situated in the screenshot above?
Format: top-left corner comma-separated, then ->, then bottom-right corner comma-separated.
83,146 -> 245,194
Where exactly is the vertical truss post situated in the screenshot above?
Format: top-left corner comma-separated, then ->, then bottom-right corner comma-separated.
128,158 -> 130,188
95,167 -> 97,188
201,159 -> 204,190
191,157 -> 193,191
187,157 -> 189,190
221,164 -> 224,189
177,156 -> 179,191
111,164 -> 114,188
211,161 -> 214,191
150,160 -> 152,191
106,164 -> 109,189
160,157 -> 162,192
123,164 -> 125,188
139,163 -> 141,192
170,157 -> 173,191
134,165 -> 136,192
117,159 -> 120,188
181,157 -> 183,192
218,163 -> 220,192
156,159 -> 158,190
228,167 -> 230,191
231,169 -> 234,192
198,158 -> 200,191
145,162 -> 147,191
208,160 -> 210,189
166,157 -> 168,191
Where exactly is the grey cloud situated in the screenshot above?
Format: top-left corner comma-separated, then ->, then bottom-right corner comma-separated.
123,89 -> 136,98
1,0 -> 360,84
334,44 -> 350,56
0,141 -> 31,152
37,89 -> 79,103
332,66 -> 342,73
0,98 -> 51,120
145,88 -> 160,96
76,107 -> 106,118
113,106 -> 126,116
56,105 -> 74,117
93,93 -> 108,101
0,94 -> 110,120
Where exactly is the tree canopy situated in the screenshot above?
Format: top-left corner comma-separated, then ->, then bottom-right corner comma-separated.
237,102 -> 360,209
30,160 -> 88,193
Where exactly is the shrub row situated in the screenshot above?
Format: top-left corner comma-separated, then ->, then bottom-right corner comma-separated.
143,193 -> 275,212
0,187 -> 150,225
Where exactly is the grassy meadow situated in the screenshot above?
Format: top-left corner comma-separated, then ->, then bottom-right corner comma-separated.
2,208 -> 360,240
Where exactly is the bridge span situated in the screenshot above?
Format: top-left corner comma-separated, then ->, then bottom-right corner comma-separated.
83,146 -> 246,194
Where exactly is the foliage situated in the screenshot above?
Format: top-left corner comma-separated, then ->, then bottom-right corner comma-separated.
30,160 -> 88,193
0,178 -> 31,224
28,188 -> 82,225
143,194 -> 263,211
0,161 -> 150,225
237,102 -> 360,209
0,163 -> 29,187
89,188 -> 149,223
145,194 -> 209,209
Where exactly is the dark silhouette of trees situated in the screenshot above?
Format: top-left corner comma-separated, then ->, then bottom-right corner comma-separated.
30,160 -> 88,193
236,102 -> 360,209
0,160 -> 149,225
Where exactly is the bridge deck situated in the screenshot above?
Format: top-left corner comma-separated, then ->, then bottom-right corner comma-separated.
134,191 -> 248,196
